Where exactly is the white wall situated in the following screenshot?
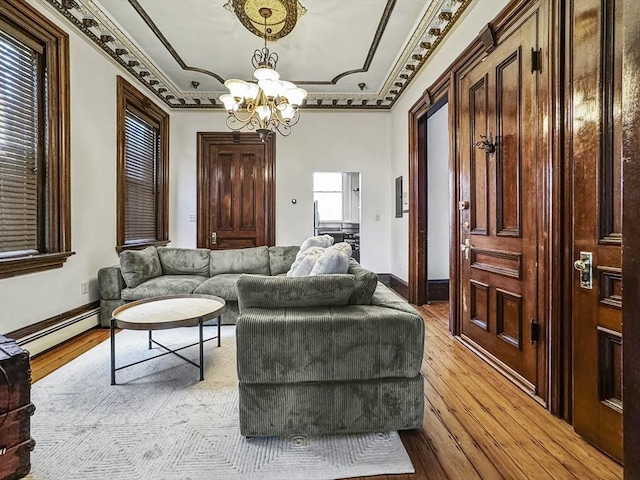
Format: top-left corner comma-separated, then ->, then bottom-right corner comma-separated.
427,103 -> 450,279
0,0 -> 169,334
170,110 -> 391,274
0,0 -> 509,335
389,0 -> 511,282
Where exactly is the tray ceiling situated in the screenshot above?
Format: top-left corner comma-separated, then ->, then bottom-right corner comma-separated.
44,0 -> 471,109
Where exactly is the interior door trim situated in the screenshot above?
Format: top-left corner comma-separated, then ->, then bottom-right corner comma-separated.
622,0 -> 640,472
409,0 -> 559,412
196,132 -> 276,248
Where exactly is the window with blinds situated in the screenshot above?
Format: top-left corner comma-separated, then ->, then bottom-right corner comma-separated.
0,0 -> 71,279
0,28 -> 44,259
116,76 -> 169,251
124,111 -> 160,244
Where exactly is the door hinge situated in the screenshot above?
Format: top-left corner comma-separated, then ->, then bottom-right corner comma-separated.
530,318 -> 540,344
531,48 -> 542,73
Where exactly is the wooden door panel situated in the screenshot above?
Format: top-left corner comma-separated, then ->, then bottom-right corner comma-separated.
197,133 -> 275,251
469,75 -> 489,236
213,152 -> 234,231
570,0 -> 623,462
496,288 -> 523,349
459,12 -> 540,391
495,49 -> 522,237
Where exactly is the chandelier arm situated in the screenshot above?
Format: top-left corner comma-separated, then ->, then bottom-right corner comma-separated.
275,122 -> 292,137
227,114 -> 256,131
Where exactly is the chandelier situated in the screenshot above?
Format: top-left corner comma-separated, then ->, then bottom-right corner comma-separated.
220,7 -> 307,142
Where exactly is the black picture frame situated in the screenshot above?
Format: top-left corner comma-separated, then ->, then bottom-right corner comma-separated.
395,176 -> 403,218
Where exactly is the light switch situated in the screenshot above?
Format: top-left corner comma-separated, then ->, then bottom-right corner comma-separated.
189,214 -> 196,222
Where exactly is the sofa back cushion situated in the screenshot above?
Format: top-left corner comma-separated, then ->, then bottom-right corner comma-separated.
157,247 -> 210,275
237,274 -> 355,309
268,246 -> 299,275
210,246 -> 270,276
347,259 -> 378,305
119,246 -> 162,288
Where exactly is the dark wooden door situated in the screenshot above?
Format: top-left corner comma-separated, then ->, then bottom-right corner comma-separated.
569,0 -> 623,462
458,11 -> 544,394
197,133 -> 275,250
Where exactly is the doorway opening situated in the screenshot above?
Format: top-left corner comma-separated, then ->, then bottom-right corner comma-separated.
312,172 -> 361,262
425,100 -> 450,303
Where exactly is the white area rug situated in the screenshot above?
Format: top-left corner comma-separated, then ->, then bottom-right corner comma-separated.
25,326 -> 414,480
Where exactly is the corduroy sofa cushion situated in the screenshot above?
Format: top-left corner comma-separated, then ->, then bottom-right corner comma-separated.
119,246 -> 162,288
157,247 -> 210,276
236,274 -> 355,310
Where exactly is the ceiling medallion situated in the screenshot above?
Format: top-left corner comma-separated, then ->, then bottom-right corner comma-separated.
224,0 -> 307,41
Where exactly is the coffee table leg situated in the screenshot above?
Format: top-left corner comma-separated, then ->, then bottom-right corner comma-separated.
218,315 -> 221,347
110,318 -> 116,385
148,330 -> 152,350
199,317 -> 204,381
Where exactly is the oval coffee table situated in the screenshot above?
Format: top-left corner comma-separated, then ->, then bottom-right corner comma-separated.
110,294 -> 225,385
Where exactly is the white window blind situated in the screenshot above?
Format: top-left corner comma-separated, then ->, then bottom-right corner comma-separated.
124,110 -> 160,244
0,29 -> 42,258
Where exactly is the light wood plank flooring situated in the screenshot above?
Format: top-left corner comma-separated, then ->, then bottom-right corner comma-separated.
30,303 -> 622,479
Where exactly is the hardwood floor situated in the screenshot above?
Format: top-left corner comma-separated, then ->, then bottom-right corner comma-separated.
30,303 -> 622,479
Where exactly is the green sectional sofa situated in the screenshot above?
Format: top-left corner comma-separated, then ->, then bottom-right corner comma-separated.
97,244 -> 425,437
97,245 -> 299,327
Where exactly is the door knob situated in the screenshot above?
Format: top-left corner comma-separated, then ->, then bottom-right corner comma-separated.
573,251 -> 593,289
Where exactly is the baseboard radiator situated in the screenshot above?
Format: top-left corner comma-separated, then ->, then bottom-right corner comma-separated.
7,302 -> 100,357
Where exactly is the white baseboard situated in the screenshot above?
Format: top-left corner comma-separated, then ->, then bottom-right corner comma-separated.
18,313 -> 100,357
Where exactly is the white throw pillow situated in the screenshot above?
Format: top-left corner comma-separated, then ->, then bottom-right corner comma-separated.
309,244 -> 352,276
331,242 -> 353,258
299,234 -> 334,254
287,246 -> 325,277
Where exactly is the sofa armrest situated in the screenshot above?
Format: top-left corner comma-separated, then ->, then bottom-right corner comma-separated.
98,265 -> 125,300
236,274 -> 355,310
371,282 -> 421,316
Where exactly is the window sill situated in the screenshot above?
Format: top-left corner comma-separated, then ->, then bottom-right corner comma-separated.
116,240 -> 170,253
0,251 -> 76,279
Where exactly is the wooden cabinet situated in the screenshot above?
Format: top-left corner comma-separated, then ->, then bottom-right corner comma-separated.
0,336 -> 35,480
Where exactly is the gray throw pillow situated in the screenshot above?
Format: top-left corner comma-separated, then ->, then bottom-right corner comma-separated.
119,246 -> 162,288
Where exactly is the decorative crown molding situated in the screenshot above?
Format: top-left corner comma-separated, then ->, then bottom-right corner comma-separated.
41,0 -> 471,109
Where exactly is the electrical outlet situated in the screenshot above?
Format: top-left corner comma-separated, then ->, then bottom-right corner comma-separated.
189,214 -> 196,222
80,281 -> 88,294
375,213 -> 381,221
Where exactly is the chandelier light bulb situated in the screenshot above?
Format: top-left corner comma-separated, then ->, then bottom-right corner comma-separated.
219,93 -> 236,111
253,67 -> 280,82
244,82 -> 260,101
286,87 -> 308,107
281,104 -> 296,121
224,79 -> 249,100
256,105 -> 271,121
258,79 -> 282,98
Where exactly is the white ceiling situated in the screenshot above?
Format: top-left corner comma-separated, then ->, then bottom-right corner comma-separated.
45,0 -> 472,108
